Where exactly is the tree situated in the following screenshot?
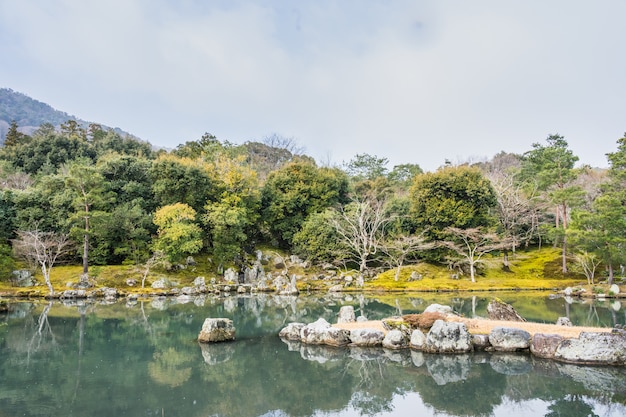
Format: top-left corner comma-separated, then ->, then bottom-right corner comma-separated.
568,192 -> 626,285
442,227 -> 511,283
344,153 -> 389,180
12,230 -> 71,295
409,166 -> 498,252
485,168 -> 541,269
261,161 -> 349,248
330,197 -> 393,273
381,234 -> 433,281
153,203 -> 203,263
4,120 -> 25,147
63,158 -> 111,277
520,134 -> 582,273
203,156 -> 260,270
293,209 -> 350,266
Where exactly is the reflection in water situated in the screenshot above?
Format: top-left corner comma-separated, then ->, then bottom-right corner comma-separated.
0,294 -> 625,417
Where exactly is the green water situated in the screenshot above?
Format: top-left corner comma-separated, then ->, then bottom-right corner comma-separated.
0,293 -> 625,417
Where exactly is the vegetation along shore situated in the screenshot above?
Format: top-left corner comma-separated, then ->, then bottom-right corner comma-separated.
1,89 -> 626,298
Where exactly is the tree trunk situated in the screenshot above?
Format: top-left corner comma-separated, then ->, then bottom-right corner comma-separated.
83,214 -> 89,276
608,263 -> 614,286
42,264 -> 54,296
561,234 -> 568,274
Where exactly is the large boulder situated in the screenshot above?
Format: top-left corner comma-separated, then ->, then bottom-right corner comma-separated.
409,329 -> 427,350
531,333 -> 564,359
300,318 -> 350,346
554,332 -> 626,365
382,329 -> 408,350
198,318 -> 236,343
487,299 -> 526,322
489,327 -> 530,352
279,322 -> 306,340
349,328 -> 385,347
337,306 -> 356,324
423,320 -> 472,353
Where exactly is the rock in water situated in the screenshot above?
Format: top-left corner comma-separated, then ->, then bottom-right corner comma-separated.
487,299 -> 526,322
198,318 -> 236,343
337,306 -> 356,323
554,332 -> 626,365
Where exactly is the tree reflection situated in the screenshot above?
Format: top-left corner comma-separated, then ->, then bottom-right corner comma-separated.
546,395 -> 599,417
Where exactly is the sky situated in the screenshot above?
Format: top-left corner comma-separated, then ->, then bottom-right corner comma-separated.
1,0 -> 625,172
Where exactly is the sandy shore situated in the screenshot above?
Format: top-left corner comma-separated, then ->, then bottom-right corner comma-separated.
333,317 -> 613,338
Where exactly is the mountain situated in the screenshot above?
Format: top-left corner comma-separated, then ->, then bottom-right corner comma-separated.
0,87 -> 138,143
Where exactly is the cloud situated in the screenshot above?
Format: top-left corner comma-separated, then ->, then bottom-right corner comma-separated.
0,0 -> 625,170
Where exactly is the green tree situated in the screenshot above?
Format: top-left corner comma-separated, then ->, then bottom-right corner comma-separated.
203,156 -> 260,270
293,209 -> 349,266
63,158 -> 112,277
520,134 -> 582,272
344,153 -> 389,180
261,161 -> 349,248
409,166 -> 497,247
3,120 -> 26,147
153,203 -> 203,263
150,154 -> 216,215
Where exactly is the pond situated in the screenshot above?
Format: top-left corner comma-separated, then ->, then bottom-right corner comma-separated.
1,292 -> 625,417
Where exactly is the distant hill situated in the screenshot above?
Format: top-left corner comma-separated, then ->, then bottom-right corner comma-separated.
0,87 -> 139,144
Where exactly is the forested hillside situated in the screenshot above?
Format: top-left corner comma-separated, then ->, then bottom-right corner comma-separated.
0,88 -> 136,144
0,89 -> 625,295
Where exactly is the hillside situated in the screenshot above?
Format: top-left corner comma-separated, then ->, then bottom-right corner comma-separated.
0,87 -> 138,143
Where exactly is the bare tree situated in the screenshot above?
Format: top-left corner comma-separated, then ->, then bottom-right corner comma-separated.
141,250 -> 167,288
12,230 -> 71,296
442,227 -> 512,283
381,234 -> 434,281
330,198 -> 393,273
573,251 -> 601,285
486,170 -> 541,269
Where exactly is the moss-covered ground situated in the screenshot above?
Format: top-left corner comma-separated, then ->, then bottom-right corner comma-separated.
0,246 -> 623,297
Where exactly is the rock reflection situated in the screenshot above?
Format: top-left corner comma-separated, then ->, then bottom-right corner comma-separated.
425,354 -> 471,385
489,353 -> 532,375
199,342 -> 235,365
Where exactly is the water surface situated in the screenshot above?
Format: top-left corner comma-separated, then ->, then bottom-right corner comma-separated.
1,293 -> 625,417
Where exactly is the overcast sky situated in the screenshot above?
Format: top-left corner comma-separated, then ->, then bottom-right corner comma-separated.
1,0 -> 625,171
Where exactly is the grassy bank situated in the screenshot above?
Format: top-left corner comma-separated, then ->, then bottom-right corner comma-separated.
0,247 -> 623,297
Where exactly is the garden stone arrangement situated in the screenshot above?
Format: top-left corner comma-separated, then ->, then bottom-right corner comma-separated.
279,303 -> 626,366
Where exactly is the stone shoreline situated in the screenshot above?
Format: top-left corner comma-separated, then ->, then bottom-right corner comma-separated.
279,304 -> 626,366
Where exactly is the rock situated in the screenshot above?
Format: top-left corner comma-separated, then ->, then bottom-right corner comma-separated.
556,317 -> 572,326
563,287 -> 573,296
488,327 -> 531,351
487,299 -> 526,322
423,304 -> 453,315
186,256 -> 196,266
356,315 -> 368,323
223,268 -> 237,283
11,270 -> 35,287
472,334 -> 491,351
337,306 -> 356,323
300,318 -> 350,346
273,256 -> 285,269
609,284 -> 620,296
279,275 -> 299,295
409,329 -> 427,350
349,328 -> 385,347
554,332 -> 626,365
530,333 -> 564,359
279,322 -> 306,340
382,329 -> 408,350
198,318 -> 236,343
328,284 -> 343,293
237,286 -> 247,294
181,286 -> 197,295
193,276 -> 206,287
125,278 -> 137,287
423,320 -> 472,353
151,278 -> 167,289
